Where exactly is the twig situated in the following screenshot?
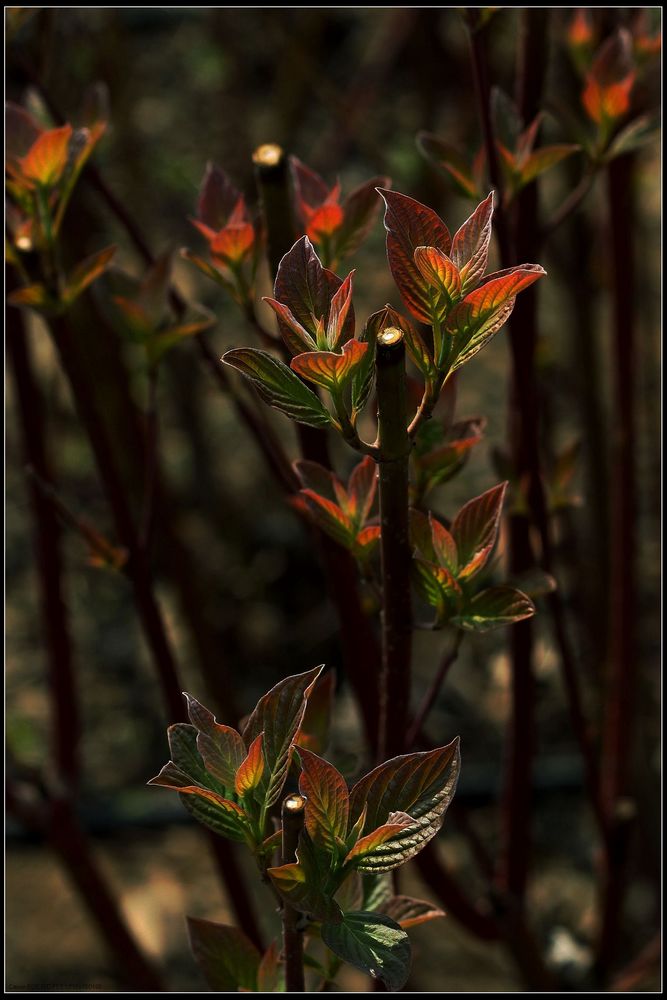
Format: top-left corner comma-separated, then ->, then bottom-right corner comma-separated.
140,366 -> 159,551
406,631 -> 462,748
7,300 -> 79,789
281,793 -> 306,991
375,328 -> 412,761
595,150 -> 639,983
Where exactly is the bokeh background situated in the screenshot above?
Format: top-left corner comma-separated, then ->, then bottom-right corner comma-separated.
6,7 -> 661,992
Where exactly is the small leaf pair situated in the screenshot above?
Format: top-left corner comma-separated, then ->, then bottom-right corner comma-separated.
184,162 -> 262,307
411,482 -> 535,630
290,156 -> 390,268
8,246 -> 117,315
380,188 -> 546,370
148,666 -> 323,847
411,416 -> 486,503
110,252 -> 215,367
290,456 -> 380,563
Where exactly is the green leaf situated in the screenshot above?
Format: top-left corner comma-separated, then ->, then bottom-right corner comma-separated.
412,557 -> 461,624
181,793 -> 246,843
519,145 -> 580,186
344,812 -> 416,871
321,911 -> 412,992
242,665 -> 323,808
451,586 -> 535,632
379,895 -> 446,929
62,245 -> 117,307
187,916 -> 260,991
348,740 -> 461,866
184,693 -> 246,790
257,940 -> 286,992
451,481 -> 507,580
298,747 -> 350,854
223,348 -> 331,428
268,831 -> 342,923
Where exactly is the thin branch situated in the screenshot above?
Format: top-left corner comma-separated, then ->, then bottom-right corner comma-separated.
140,366 -> 160,551
406,631 -> 462,749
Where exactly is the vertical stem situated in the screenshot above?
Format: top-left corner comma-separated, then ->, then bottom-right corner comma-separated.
375,328 -> 412,762
140,366 -> 159,552
7,301 -> 79,789
253,142 -> 382,751
596,151 -> 638,981
281,793 -> 306,991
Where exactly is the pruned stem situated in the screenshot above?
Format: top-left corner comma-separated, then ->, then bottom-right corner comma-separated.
281,793 -> 306,992
375,328 -> 412,761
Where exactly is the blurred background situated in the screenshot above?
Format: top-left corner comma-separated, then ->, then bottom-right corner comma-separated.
6,7 -> 661,992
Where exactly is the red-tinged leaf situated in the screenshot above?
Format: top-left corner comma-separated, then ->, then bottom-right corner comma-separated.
344,812 -> 415,870
257,941 -> 285,993
187,917 -> 260,992
235,732 -> 265,798
413,246 -> 462,323
268,834 -> 342,922
263,296 -> 317,354
300,489 -> 356,549
148,762 -> 246,841
242,665 -> 324,808
5,102 -> 43,162
378,188 -> 452,324
7,283 -> 56,311
334,176 -> 391,260
197,162 -> 241,230
417,133 -> 480,199
354,525 -> 381,562
446,265 -> 546,372
350,310 -> 380,415
290,156 -> 330,215
63,245 -> 117,306
450,192 -> 494,294
349,741 -> 461,865
451,481 -> 507,580
418,433 -> 484,494
413,558 -> 461,622
346,455 -> 377,525
326,270 -> 355,349
146,311 -> 216,366
17,124 -> 72,187
321,911 -> 411,992
184,694 -> 246,790
274,236 -> 354,351
451,587 -> 535,632
291,339 -> 368,393
430,517 -> 458,575
293,459 -> 339,504
223,348 -> 331,428
180,247 -> 237,296
298,747 -> 350,853
296,669 -> 336,755
582,29 -> 635,124
306,202 -> 344,242
519,145 -> 580,186
378,896 -> 445,930
410,508 -> 436,562
211,222 -> 255,266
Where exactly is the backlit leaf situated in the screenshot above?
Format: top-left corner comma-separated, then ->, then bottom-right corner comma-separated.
335,176 -> 390,259
63,245 -> 117,306
378,188 -> 452,324
430,517 -> 458,575
242,665 -> 323,808
447,264 -> 545,371
417,133 -> 481,200
379,895 -> 445,930
187,917 -> 260,992
300,489 -> 356,548
413,246 -> 462,323
450,192 -> 494,294
298,747 -> 350,853
451,586 -> 535,632
273,236 -> 354,352
7,283 -> 56,311
223,348 -> 331,428
412,558 -> 461,622
268,832 -> 341,922
184,693 -> 246,789
291,339 -> 368,392
306,202 -> 344,242
257,941 -> 285,993
148,762 -> 246,841
519,145 -> 580,186
18,124 -> 72,187
349,740 -> 461,864
235,732 -> 265,798
582,29 -> 635,124
197,162 -> 241,230
296,669 -> 336,755
346,455 -> 377,525
293,460 -> 338,504
321,911 -> 411,992
326,270 -> 355,349
451,481 -> 506,579
354,525 -> 381,561
344,811 -> 415,870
